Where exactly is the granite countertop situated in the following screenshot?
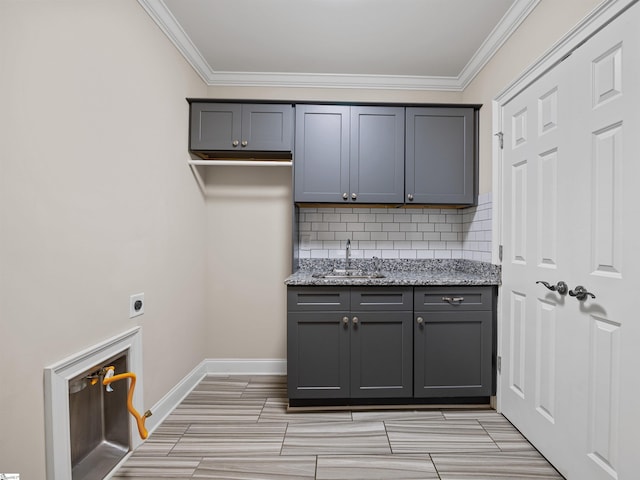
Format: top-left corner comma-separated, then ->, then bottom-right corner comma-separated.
285,259 -> 501,286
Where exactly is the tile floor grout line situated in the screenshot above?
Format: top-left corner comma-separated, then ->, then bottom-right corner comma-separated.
429,452 -> 443,480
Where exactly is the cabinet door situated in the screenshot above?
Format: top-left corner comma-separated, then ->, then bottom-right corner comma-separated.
241,104 -> 293,151
350,311 -> 413,398
414,310 -> 492,397
294,105 -> 350,203
190,103 -> 242,151
287,311 -> 350,399
406,107 -> 475,205
350,107 -> 405,203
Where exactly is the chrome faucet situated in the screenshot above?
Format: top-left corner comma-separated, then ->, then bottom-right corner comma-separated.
345,239 -> 351,270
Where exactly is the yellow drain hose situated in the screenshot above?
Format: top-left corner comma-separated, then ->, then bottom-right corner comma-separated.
102,367 -> 152,440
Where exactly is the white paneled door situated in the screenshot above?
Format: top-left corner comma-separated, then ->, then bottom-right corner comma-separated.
499,3 -> 640,479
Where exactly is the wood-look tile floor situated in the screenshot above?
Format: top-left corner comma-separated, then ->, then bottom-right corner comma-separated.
112,375 -> 563,479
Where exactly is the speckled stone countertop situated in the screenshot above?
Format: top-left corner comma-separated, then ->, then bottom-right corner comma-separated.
285,259 -> 501,286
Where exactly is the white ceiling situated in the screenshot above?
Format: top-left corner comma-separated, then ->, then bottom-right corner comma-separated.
138,0 -> 540,90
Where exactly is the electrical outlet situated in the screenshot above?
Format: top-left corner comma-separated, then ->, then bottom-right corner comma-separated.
129,293 -> 144,318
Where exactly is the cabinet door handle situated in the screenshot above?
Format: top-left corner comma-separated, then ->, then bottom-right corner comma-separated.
241,140 -> 248,147
407,193 -> 414,201
352,316 -> 359,324
342,193 -> 349,200
342,316 -> 349,325
351,193 -> 357,200
416,316 -> 424,325
442,296 -> 464,304
232,140 -> 239,147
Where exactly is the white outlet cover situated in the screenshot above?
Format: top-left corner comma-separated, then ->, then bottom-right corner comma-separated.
130,293 -> 144,318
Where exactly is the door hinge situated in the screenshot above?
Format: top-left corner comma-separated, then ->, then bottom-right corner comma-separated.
495,132 -> 504,150
498,244 -> 503,262
497,356 -> 502,373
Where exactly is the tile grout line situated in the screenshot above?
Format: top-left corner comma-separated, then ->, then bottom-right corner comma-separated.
429,453 -> 443,480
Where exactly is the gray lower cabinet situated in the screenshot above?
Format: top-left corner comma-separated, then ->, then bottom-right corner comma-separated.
189,102 -> 293,153
294,105 -> 405,203
287,286 -> 413,399
288,285 -> 496,403
414,286 -> 495,397
405,107 -> 476,205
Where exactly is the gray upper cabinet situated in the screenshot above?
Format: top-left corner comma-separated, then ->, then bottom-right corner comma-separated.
190,102 -> 293,153
405,107 -> 476,205
294,105 -> 350,203
294,105 -> 405,203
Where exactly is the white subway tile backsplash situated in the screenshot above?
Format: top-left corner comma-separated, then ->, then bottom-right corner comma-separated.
399,223 -> 417,232
323,213 -> 341,222
298,194 -> 493,261
388,232 -> 406,241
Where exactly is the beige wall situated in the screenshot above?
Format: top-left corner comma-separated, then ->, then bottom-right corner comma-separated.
0,1 -> 207,478
204,167 -> 293,358
0,0 -> 604,477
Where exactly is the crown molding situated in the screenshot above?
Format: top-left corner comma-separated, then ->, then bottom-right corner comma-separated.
458,0 -> 541,89
138,0 -> 539,91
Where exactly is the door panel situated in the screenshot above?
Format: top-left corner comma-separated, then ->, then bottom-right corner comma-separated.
414,310 -> 492,397
501,51 -> 573,476
241,104 -> 293,151
287,311 -> 349,399
350,106 -> 405,203
405,107 -> 475,204
350,311 -> 412,398
563,5 -> 639,478
190,103 -> 242,150
294,105 -> 350,202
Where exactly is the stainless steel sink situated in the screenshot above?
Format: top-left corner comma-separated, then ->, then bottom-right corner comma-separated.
312,269 -> 385,279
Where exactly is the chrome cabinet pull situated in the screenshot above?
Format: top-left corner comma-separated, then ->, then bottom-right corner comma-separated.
536,280 -> 568,295
407,193 -> 414,201
569,285 -> 596,301
342,316 -> 349,325
342,193 -> 349,200
352,316 -> 359,324
232,140 -> 239,147
442,296 -> 464,304
241,140 -> 248,147
416,316 -> 424,325
351,193 -> 357,200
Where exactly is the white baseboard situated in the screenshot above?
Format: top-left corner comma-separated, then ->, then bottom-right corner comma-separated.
145,358 -> 286,435
204,358 -> 287,375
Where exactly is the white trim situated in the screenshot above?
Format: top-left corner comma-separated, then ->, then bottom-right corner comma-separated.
203,358 -> 287,375
44,327 -> 143,480
492,0 -> 639,412
204,71 -> 463,91
137,0 -> 537,91
188,160 -> 292,167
